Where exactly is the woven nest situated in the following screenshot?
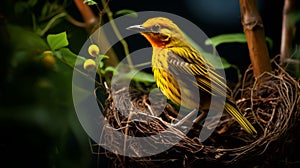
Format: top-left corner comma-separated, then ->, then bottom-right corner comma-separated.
93,61 -> 300,167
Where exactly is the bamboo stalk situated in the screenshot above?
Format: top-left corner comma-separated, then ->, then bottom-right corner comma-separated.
280,0 -> 297,66
240,0 -> 272,78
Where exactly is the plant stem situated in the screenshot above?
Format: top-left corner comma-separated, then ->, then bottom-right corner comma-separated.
134,62 -> 151,68
73,0 -> 119,67
239,0 -> 271,78
74,0 -> 98,32
280,0 -> 297,66
38,12 -> 67,36
101,0 -> 133,69
31,13 -> 37,32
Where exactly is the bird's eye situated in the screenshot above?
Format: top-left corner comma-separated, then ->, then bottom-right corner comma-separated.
152,24 -> 160,32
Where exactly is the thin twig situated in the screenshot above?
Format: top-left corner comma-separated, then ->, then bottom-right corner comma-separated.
101,0 -> 133,68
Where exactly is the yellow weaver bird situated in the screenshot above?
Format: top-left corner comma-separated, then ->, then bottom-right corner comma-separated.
127,17 -> 257,135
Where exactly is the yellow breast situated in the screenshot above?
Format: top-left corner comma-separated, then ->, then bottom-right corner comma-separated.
152,48 -> 199,109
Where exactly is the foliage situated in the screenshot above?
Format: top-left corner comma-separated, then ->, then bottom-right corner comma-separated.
205,33 -> 273,49
83,0 -> 97,5
47,32 -> 69,50
14,0 -> 67,36
45,32 -> 86,67
2,0 -> 296,168
201,33 -> 274,80
115,9 -> 138,17
1,1 -> 95,167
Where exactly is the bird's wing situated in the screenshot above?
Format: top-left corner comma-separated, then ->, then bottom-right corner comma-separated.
167,47 -> 228,98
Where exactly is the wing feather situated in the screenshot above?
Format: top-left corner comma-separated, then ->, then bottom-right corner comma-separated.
167,48 -> 228,98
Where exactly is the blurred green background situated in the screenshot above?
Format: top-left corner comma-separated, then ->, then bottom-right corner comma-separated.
0,0 -> 289,167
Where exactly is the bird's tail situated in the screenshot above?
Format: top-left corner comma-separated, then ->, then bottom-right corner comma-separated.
224,101 -> 257,135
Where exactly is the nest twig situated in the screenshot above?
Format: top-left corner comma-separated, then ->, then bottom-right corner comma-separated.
92,60 -> 300,167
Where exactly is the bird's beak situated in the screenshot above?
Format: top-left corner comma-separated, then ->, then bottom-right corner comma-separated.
126,25 -> 148,32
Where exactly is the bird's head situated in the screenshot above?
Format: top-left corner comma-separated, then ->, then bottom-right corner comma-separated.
127,17 -> 185,48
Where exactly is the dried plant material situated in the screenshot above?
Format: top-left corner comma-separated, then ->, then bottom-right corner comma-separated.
92,60 -> 300,167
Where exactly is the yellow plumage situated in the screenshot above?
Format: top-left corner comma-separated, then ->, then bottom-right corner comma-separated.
128,17 -> 257,135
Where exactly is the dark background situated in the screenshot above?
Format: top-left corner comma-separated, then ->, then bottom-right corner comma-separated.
0,0 -> 288,167
107,0 -> 284,80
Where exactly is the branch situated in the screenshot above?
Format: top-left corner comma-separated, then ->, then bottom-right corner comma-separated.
66,14 -> 87,28
240,0 -> 272,78
101,0 -> 133,68
73,0 -> 119,67
280,0 -> 297,65
74,0 -> 98,32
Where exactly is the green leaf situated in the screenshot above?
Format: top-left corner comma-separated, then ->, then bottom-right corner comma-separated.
99,61 -> 104,68
55,48 -> 86,67
47,32 -> 69,50
97,55 -> 109,68
83,0 -> 97,5
14,2 -> 29,15
7,24 -> 49,67
205,33 -> 247,47
104,66 -> 118,75
202,52 -> 231,69
125,69 -> 155,83
205,33 -> 273,49
28,0 -> 38,7
265,37 -> 273,49
133,71 -> 155,83
290,11 -> 300,25
37,13 -> 67,36
7,24 -> 48,51
98,55 -> 109,61
185,34 -> 231,69
41,2 -> 49,17
115,9 -> 138,17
